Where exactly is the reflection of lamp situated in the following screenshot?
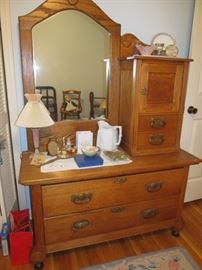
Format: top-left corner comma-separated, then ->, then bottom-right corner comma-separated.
15,93 -> 54,156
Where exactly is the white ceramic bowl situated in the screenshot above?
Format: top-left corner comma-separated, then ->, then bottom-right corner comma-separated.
81,146 -> 100,157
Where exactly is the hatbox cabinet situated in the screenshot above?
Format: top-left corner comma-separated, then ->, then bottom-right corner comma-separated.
119,56 -> 191,156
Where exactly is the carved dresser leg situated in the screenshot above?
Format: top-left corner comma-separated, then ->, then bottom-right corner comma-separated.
34,262 -> 44,270
171,217 -> 184,237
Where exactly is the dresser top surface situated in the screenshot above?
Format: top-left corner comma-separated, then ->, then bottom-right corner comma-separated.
119,55 -> 193,62
19,150 -> 201,186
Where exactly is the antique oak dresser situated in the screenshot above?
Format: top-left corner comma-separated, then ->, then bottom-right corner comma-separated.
18,0 -> 201,269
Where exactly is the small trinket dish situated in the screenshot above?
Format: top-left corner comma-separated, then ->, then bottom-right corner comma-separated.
81,146 -> 100,157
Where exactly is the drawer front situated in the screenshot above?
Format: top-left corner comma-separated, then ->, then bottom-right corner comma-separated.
44,196 -> 179,245
136,130 -> 177,152
138,114 -> 179,132
42,168 -> 185,217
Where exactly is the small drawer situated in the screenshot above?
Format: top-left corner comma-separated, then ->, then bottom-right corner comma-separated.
136,130 -> 177,152
138,114 -> 179,131
44,195 -> 179,245
42,168 -> 185,218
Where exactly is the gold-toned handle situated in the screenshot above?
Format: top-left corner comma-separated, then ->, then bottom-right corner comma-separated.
72,220 -> 90,231
71,193 -> 93,204
149,134 -> 164,145
146,182 -> 163,192
140,88 -> 147,95
111,207 -> 124,213
151,117 -> 166,128
142,208 -> 158,219
114,177 -> 127,184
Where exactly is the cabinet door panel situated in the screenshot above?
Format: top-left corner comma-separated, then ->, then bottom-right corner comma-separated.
138,62 -> 184,113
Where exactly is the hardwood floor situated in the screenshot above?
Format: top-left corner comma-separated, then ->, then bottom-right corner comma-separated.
1,200 -> 201,270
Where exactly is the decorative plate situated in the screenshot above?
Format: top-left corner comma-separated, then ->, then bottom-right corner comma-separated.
151,32 -> 176,47
151,32 -> 178,56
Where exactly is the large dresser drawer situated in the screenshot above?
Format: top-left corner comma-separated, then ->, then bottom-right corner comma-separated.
44,196 -> 179,245
42,168 -> 185,217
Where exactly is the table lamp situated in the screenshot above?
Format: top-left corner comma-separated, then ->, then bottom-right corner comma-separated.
15,93 -> 54,158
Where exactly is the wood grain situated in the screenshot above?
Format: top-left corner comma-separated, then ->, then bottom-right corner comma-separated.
1,200 -> 201,270
119,57 -> 192,156
19,150 -> 200,186
18,0 -> 121,151
18,151 -> 201,268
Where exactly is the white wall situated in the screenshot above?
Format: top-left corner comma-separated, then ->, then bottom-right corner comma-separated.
7,0 -> 195,209
95,0 -> 194,57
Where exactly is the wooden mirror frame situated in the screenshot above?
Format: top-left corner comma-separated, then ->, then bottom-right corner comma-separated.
19,0 -> 121,149
19,0 -> 145,150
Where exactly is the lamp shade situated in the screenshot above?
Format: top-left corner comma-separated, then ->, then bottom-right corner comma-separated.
15,93 -> 54,128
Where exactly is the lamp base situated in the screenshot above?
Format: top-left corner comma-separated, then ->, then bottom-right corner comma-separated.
30,152 -> 46,166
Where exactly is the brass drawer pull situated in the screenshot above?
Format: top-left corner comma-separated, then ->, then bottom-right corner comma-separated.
71,193 -> 93,204
111,207 -> 124,213
149,134 -> 164,145
146,182 -> 163,192
114,177 -> 127,184
151,117 -> 166,128
142,208 -> 158,219
72,220 -> 90,231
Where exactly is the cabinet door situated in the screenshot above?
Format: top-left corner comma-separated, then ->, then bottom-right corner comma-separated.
138,61 -> 184,113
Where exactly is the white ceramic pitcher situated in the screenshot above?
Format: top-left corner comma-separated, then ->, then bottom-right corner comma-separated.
96,121 -> 122,151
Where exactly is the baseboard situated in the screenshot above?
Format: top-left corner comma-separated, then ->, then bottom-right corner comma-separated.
184,178 -> 202,202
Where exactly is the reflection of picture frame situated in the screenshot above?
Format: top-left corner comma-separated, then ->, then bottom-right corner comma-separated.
47,139 -> 59,156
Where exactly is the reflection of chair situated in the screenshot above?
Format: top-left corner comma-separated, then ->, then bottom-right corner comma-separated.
36,86 -> 58,121
89,91 -> 106,119
60,90 -> 82,120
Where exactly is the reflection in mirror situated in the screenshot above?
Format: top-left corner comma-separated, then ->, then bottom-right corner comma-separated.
32,10 -> 110,121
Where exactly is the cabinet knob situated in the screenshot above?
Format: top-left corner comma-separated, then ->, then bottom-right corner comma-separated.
187,106 -> 198,114
140,88 -> 147,95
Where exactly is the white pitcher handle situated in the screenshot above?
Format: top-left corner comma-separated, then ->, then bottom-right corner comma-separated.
114,126 -> 122,146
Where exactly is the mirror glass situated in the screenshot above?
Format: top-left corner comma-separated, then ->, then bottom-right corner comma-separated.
32,10 -> 110,121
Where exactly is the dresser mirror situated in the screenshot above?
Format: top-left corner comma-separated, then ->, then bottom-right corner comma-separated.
32,10 -> 110,121
19,0 -> 121,149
